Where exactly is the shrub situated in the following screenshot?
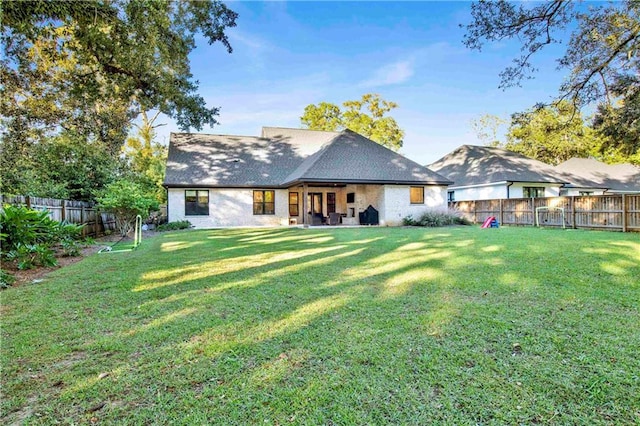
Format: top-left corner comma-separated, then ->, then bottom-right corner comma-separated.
0,204 -> 60,250
96,179 -> 159,236
56,222 -> 85,256
156,220 -> 192,232
1,269 -> 16,289
0,204 -> 86,273
403,209 -> 471,227
6,244 -> 57,270
402,215 -> 416,226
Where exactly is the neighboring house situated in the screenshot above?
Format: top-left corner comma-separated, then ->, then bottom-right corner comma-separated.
554,158 -> 640,195
428,145 -> 572,202
163,127 -> 453,228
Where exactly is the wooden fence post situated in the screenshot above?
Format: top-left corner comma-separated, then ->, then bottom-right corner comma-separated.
530,198 -> 534,226
622,194 -> 627,233
473,201 -> 477,224
26,195 -> 31,209
95,208 -> 100,237
81,205 -> 86,237
570,196 -> 576,229
499,198 -> 504,226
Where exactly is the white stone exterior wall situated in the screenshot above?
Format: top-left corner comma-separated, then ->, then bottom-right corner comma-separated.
379,185 -> 448,226
448,183 -> 508,201
345,184 -> 384,218
167,188 -> 289,228
508,183 -> 562,198
448,182 -> 564,201
168,184 -> 449,227
560,187 -> 606,196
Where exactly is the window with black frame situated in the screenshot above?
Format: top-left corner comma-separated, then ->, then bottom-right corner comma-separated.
327,192 -> 336,214
289,192 -> 299,216
254,190 -> 275,215
523,187 -> 545,198
185,190 -> 209,215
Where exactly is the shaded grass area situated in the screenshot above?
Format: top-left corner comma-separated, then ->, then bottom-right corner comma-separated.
2,227 -> 639,424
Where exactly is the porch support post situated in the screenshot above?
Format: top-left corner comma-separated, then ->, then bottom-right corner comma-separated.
302,183 -> 308,225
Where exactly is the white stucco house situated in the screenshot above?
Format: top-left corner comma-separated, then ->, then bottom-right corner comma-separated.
163,127 -> 453,228
555,158 -> 640,195
428,145 -> 640,202
428,145 -> 573,202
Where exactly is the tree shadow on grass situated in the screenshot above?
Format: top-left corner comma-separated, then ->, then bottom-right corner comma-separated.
2,227 -> 640,424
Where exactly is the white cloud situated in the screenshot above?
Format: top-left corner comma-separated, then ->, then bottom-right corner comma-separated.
359,60 -> 415,88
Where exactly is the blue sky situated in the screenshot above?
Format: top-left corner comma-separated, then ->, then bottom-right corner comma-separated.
156,1 -> 570,165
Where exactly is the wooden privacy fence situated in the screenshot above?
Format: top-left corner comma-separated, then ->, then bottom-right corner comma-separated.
0,195 -> 116,237
450,194 -> 640,233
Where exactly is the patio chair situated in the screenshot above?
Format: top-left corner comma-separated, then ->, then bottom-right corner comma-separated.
328,212 -> 341,225
310,213 -> 325,225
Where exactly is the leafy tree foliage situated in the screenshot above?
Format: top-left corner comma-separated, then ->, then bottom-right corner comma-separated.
593,76 -> 640,165
464,0 -> 639,105
464,0 -> 639,159
1,0 -> 237,198
121,111 -> 168,203
0,131 -> 120,201
301,102 -> 343,132
499,101 -> 602,166
470,114 -> 507,146
301,94 -> 404,151
2,0 -> 237,131
96,179 -> 158,236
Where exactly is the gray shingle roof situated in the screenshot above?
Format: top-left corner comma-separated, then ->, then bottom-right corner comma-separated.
164,128 -> 452,188
261,127 -> 339,150
164,132 -> 327,187
428,145 -> 569,187
283,129 -> 452,185
555,158 -> 640,192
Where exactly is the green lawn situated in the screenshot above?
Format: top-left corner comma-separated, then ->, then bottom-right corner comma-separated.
2,226 -> 639,424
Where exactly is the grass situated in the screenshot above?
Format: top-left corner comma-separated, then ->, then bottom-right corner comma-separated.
1,226 -> 639,424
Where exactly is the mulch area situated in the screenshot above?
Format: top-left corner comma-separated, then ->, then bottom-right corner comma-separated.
3,232 -> 156,288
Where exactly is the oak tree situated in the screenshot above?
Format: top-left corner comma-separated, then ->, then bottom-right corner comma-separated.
464,0 -> 639,160
499,101 -> 602,165
1,1 -> 237,197
301,94 -> 404,151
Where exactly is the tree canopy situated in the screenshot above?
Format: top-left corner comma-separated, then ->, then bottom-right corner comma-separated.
464,0 -> 639,105
464,0 -> 639,162
2,0 -> 237,132
0,0 -> 237,199
301,94 -> 404,151
498,101 -> 602,166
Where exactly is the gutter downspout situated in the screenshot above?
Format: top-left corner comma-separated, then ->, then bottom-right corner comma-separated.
506,182 -> 513,199
163,185 -> 169,221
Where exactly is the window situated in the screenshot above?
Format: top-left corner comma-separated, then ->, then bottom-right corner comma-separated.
523,187 -> 545,198
579,191 -> 593,196
289,192 -> 299,216
346,192 -> 355,203
327,192 -> 336,214
447,191 -> 455,202
185,190 -> 209,215
253,190 -> 275,215
410,186 -> 424,204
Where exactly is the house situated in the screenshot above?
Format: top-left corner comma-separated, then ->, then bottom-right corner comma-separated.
554,158 -> 640,195
163,127 -> 453,228
428,145 -> 572,201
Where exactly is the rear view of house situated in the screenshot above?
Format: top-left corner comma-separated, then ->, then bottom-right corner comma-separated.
163,127 -> 453,228
428,145 -> 640,202
428,145 -> 570,201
